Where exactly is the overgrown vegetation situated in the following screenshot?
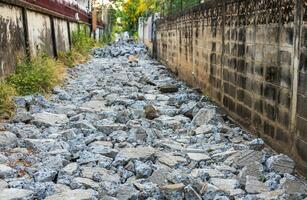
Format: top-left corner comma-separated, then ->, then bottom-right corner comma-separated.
111,0 -> 201,39
0,29 -> 99,119
58,28 -> 95,67
113,0 -> 160,36
7,55 -> 65,96
0,83 -> 16,120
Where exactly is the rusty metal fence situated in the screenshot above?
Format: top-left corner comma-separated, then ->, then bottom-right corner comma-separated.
161,0 -> 202,17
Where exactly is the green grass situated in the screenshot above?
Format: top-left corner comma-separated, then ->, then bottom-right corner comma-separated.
0,82 -> 16,120
58,29 -> 96,68
7,54 -> 65,96
1,29 -> 102,119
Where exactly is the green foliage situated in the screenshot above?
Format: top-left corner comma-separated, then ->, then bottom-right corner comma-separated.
72,29 -> 95,56
7,54 -> 65,96
132,32 -> 138,41
1,28 -> 97,119
58,51 -> 75,68
98,32 -> 113,46
58,29 -> 95,67
0,82 -> 16,120
113,0 -> 159,35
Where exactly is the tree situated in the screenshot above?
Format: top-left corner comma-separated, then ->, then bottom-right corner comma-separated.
113,0 -> 160,35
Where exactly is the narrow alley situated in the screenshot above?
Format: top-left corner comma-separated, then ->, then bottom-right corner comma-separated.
0,41 -> 305,200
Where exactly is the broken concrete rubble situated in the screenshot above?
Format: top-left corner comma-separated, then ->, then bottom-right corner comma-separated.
0,41 -> 305,200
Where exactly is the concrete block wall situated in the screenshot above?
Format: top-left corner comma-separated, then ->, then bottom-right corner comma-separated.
156,0 -> 307,176
0,3 -> 25,77
54,18 -> 70,52
27,10 -> 53,56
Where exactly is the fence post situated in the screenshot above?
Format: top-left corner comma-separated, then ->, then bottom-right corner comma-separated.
50,16 -> 58,58
67,21 -> 72,50
21,7 -> 30,58
290,0 -> 302,150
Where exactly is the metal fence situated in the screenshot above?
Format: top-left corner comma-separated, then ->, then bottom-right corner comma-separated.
161,0 -> 202,16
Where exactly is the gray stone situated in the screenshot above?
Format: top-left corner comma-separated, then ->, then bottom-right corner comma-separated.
167,170 -> 189,184
192,108 -> 215,126
80,167 -> 120,183
117,146 -> 156,161
133,179 -> 162,199
32,112 -> 68,127
193,124 -> 215,135
238,161 -> 263,185
148,166 -> 170,186
0,131 -> 17,147
256,189 -> 285,200
54,184 -> 70,193
24,139 -> 57,151
72,120 -> 96,130
199,182 -> 220,195
58,91 -> 71,100
60,129 -> 77,140
53,104 -> 76,115
187,153 -> 210,162
213,164 -> 237,173
81,100 -> 107,112
134,160 -> 152,178
95,123 -> 126,134
161,183 -> 185,200
72,177 -> 100,190
60,163 -> 78,176
0,179 -> 8,189
159,84 -> 179,93
45,189 -> 97,200
279,174 -> 307,195
266,154 -> 295,174
184,185 -> 202,200
0,188 -> 34,200
89,144 -> 118,159
0,164 -> 15,178
210,178 -> 239,193
245,175 -> 269,194
100,196 -> 118,200
234,150 -> 263,167
110,130 -> 128,142
157,139 -> 184,151
100,180 -> 120,196
89,141 -> 113,148
248,138 -> 264,151
229,188 -> 245,196
191,168 -> 224,178
12,112 -> 34,123
157,152 -> 186,167
265,172 -> 282,190
34,168 -> 57,182
77,150 -> 110,165
116,183 -> 140,200
144,104 -> 159,120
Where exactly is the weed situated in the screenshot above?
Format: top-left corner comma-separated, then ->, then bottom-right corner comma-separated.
72,29 -> 95,56
0,82 -> 16,120
7,54 -> 65,96
58,49 -> 87,68
58,30 -> 95,67
98,33 -> 113,46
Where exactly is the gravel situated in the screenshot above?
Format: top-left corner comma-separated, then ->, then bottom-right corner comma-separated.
0,41 -> 306,199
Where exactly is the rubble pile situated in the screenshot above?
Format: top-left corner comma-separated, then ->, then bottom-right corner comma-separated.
0,42 -> 306,200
